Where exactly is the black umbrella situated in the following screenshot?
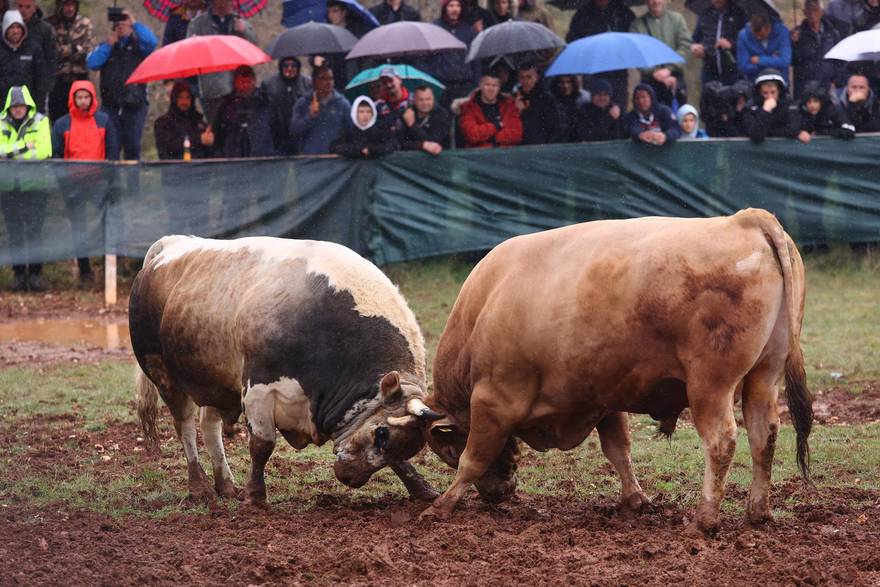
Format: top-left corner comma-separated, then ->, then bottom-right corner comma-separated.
346,21 -> 466,60
466,21 -> 565,63
266,22 -> 358,58
546,0 -> 642,10
685,0 -> 779,18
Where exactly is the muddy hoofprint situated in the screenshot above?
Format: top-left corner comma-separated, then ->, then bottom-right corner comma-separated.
131,236 -> 440,505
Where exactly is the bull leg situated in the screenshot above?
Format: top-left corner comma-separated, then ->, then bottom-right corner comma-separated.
200,406 -> 238,498
390,462 -> 439,502
741,367 -> 781,525
689,386 -> 739,534
420,388 -> 516,520
242,383 -> 277,507
597,412 -> 648,512
170,397 -> 214,502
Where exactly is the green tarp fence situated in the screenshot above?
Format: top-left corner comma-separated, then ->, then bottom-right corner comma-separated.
1,136 -> 878,267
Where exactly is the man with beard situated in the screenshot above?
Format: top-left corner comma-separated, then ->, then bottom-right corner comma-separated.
400,85 -> 452,154
261,56 -> 312,155
513,61 -> 563,145
47,0 -> 93,122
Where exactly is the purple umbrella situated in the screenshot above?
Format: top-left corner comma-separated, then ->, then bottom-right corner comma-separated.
346,21 -> 466,61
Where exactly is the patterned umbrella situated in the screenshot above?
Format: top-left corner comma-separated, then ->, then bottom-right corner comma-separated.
143,0 -> 267,22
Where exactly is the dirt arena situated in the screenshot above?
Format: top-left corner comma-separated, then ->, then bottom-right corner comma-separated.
1,293 -> 879,586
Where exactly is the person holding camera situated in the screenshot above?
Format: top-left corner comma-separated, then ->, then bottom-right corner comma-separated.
86,8 -> 157,160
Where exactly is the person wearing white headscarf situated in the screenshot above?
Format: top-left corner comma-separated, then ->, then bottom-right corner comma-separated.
676,103 -> 709,138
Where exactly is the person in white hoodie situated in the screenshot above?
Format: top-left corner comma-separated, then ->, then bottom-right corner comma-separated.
330,95 -> 398,159
676,104 -> 709,139
0,10 -> 47,112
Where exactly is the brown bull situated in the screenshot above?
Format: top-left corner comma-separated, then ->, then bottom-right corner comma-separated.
420,209 -> 812,533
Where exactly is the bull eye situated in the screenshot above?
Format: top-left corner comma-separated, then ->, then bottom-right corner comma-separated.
374,426 -> 389,450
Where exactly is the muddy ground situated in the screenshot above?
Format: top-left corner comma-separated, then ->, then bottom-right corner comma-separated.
2,292 -> 880,586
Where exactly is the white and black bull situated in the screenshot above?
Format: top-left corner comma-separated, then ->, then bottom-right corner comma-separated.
131,236 -> 442,505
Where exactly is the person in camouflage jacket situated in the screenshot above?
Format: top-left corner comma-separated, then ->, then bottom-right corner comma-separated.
47,0 -> 93,122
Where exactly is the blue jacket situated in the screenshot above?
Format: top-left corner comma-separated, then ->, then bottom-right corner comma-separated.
86,22 -> 158,70
737,21 -> 791,85
289,90 -> 351,155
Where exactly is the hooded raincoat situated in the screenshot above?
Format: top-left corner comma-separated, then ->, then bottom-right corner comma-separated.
51,79 -> 117,160
676,104 -> 709,139
621,83 -> 681,143
0,11 -> 47,114
0,84 -> 51,190
330,95 -> 398,158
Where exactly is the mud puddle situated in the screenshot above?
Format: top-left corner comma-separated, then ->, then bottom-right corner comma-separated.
0,318 -> 130,350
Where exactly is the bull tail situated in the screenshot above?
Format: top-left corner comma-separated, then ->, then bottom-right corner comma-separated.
747,209 -> 813,481
135,364 -> 161,449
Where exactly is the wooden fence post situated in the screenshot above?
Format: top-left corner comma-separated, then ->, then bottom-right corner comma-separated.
104,254 -> 117,307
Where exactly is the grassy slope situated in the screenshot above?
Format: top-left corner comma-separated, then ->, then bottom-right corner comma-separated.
0,254 -> 878,517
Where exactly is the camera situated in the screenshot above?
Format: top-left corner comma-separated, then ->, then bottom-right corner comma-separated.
700,80 -> 752,137
107,6 -> 127,22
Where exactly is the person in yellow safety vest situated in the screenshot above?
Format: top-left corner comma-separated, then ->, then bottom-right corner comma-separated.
0,84 -> 52,292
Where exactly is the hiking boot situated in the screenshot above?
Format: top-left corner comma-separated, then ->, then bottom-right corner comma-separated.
12,273 -> 27,292
28,274 -> 46,292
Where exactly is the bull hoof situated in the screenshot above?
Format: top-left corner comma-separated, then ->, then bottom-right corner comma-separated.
621,491 -> 649,512
746,508 -> 773,527
408,485 -> 441,503
242,497 -> 269,511
215,478 -> 239,499
418,504 -> 452,522
476,473 -> 518,504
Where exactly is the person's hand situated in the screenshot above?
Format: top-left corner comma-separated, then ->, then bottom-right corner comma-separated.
312,55 -> 326,67
26,142 -> 35,150
736,96 -> 747,112
422,141 -> 442,155
848,88 -> 868,103
201,126 -> 214,147
514,93 -> 527,112
763,97 -> 777,112
361,147 -> 370,157
473,19 -> 484,33
716,38 -> 732,50
402,107 -> 415,127
653,68 -> 671,82
653,132 -> 666,146
750,55 -> 760,64
797,130 -> 812,144
662,75 -> 677,90
790,28 -> 800,43
107,28 -> 119,45
609,104 -> 621,120
638,130 -> 654,143
234,17 -> 246,33
309,93 -> 320,117
691,43 -> 705,58
122,9 -> 135,24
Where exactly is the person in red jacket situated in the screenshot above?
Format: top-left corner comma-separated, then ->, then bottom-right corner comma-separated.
458,72 -> 522,148
50,79 -> 117,287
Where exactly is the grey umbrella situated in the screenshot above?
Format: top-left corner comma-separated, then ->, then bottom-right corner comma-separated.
466,21 -> 565,63
685,0 -> 779,18
266,22 -> 358,58
346,21 -> 466,60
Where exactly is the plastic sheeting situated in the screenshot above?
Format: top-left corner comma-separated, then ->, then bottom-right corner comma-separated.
1,136 -> 878,267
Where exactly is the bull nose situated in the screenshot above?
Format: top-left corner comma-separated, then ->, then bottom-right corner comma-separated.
333,460 -> 368,488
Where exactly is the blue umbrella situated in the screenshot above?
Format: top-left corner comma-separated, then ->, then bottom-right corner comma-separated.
345,64 -> 445,102
281,0 -> 379,30
545,32 -> 685,77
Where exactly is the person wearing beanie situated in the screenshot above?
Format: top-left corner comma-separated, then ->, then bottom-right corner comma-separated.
331,95 -> 398,158
622,82 -> 680,145
50,80 -> 118,287
47,0 -> 94,122
676,104 -> 709,139
576,78 -> 623,142
740,68 -> 800,142
0,10 -> 47,114
261,56 -> 312,155
0,85 -> 52,292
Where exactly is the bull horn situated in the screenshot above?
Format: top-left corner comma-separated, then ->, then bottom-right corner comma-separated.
407,398 -> 445,421
387,415 -> 418,427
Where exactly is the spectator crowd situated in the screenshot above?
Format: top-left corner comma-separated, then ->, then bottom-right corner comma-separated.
2,0 -> 880,289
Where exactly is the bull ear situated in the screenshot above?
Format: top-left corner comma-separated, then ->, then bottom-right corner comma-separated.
429,417 -> 457,437
380,371 -> 401,398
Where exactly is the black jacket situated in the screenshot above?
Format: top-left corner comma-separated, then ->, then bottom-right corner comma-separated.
400,105 -> 452,150
576,102 -> 622,142
261,68 -> 312,155
516,83 -> 564,145
792,17 -> 843,98
741,97 -> 801,142
154,82 -> 212,159
567,0 -> 634,42
24,8 -> 56,99
213,89 -> 275,158
691,4 -> 747,81
331,118 -> 398,158
369,1 -> 421,24
0,38 -> 46,115
832,86 -> 880,133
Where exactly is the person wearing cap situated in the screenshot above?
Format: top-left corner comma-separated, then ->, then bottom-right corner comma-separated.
0,10 -> 47,115
737,13 -> 791,87
86,8 -> 157,160
261,56 -> 312,155
400,85 -> 452,154
212,65 -> 274,158
47,0 -> 94,122
575,78 -> 622,142
330,95 -> 398,158
374,66 -> 411,139
740,68 -> 800,142
290,65 -> 351,155
513,61 -> 564,145
186,0 -> 256,122
791,0 -> 843,99
630,0 -> 690,109
0,85 -> 52,292
621,83 -> 680,145
369,0 -> 421,25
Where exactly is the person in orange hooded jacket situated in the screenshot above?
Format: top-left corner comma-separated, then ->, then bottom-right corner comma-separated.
50,79 -> 117,287
458,72 -> 522,148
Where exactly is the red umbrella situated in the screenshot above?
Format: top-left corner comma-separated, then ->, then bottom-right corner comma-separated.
126,35 -> 271,84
